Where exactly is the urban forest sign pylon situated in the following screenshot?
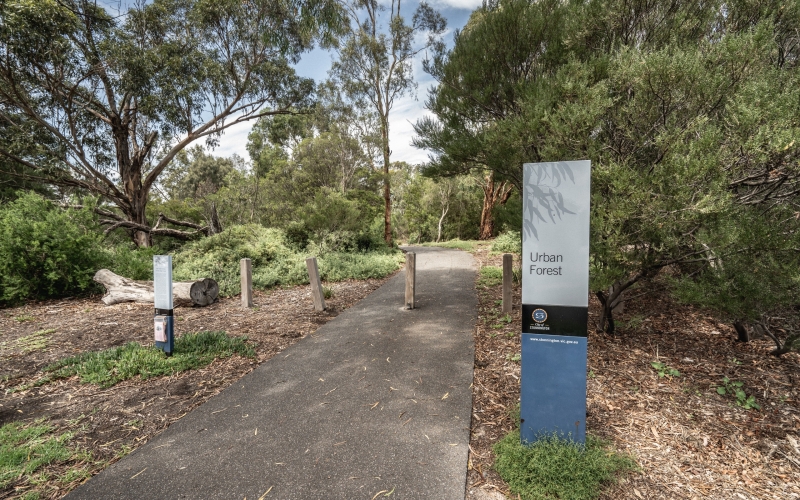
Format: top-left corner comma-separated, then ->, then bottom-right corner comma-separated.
520,161 -> 591,444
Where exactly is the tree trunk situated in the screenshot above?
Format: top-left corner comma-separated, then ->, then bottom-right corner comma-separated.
479,196 -> 494,241
120,191 -> 152,248
381,122 -> 392,246
479,173 -> 496,240
437,203 -> 449,242
208,202 -> 223,235
114,122 -> 153,248
479,173 -> 513,240
595,282 -> 627,335
93,269 -> 219,306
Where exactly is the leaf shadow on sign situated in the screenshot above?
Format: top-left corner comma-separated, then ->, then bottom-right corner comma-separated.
523,162 -> 576,242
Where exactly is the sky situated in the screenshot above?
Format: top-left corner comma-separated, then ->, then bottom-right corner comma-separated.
212,0 -> 482,166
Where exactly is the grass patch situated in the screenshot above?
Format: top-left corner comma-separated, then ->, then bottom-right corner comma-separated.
0,420 -> 75,489
421,239 -> 479,251
37,331 -> 255,388
494,431 -> 637,500
478,266 -> 503,287
15,329 -> 54,353
14,315 -> 35,323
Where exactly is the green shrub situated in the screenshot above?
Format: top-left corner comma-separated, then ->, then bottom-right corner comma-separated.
38,331 -> 254,388
494,431 -> 637,500
0,193 -> 106,303
491,230 -> 522,255
173,225 -> 295,295
290,199 -> 386,254
172,224 -> 402,296
105,244 -> 163,281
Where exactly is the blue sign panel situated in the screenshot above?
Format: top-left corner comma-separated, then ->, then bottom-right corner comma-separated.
520,334 -> 587,443
520,161 -> 590,445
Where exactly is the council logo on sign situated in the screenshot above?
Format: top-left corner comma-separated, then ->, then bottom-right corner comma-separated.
532,308 -> 547,323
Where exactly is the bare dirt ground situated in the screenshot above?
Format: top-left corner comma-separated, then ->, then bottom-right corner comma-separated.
0,275 -> 394,499
466,245 -> 800,500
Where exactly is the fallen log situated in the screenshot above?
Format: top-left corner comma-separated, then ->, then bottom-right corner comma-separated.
93,269 -> 219,307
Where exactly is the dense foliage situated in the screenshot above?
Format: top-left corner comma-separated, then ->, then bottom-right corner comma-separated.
173,225 -> 402,296
415,0 -> 800,338
0,0 -> 342,246
0,193 -> 105,303
330,0 -> 447,245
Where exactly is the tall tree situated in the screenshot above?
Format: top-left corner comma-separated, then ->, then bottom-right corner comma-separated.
0,0 -> 341,246
330,0 -> 446,245
415,0 -> 800,335
478,172 -> 513,240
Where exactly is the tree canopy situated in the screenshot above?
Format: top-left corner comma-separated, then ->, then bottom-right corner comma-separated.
415,0 -> 800,336
330,0 -> 446,245
0,0 -> 342,246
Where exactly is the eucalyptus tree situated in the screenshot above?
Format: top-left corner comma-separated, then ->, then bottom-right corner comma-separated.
330,0 -> 446,245
0,0 -> 341,246
415,0 -> 800,336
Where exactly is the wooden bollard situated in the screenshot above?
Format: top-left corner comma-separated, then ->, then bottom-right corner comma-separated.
240,258 -> 253,308
306,257 -> 326,311
502,253 -> 512,314
405,252 -> 416,309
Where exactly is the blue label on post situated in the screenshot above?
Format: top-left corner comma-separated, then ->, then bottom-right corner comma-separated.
520,333 -> 587,444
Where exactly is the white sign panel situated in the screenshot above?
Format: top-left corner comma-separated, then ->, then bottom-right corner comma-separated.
153,255 -> 173,310
522,161 -> 591,308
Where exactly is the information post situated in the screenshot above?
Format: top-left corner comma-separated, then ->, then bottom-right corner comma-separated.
153,255 -> 174,355
520,161 -> 591,444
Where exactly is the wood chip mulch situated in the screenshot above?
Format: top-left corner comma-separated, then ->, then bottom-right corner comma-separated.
0,275 -> 395,499
465,246 -> 800,500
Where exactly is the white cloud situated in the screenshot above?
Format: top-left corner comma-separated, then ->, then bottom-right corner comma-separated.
209,1 -> 466,165
429,0 -> 484,10
209,100 -> 433,167
389,95 -> 433,166
212,120 -> 253,161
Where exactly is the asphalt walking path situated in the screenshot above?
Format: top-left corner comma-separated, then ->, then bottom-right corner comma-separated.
67,246 -> 477,500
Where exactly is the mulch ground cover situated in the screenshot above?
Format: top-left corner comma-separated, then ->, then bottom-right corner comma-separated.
0,276 -> 393,499
4,246 -> 800,500
466,245 -> 800,500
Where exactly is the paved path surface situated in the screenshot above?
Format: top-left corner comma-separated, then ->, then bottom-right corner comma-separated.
67,246 -> 477,500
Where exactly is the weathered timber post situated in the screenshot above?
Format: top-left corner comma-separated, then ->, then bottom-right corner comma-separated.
405,252 -> 416,309
241,258 -> 253,308
502,253 -> 513,314
306,257 -> 326,311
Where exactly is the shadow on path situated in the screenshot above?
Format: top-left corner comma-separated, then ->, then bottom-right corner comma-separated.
67,246 -> 477,500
